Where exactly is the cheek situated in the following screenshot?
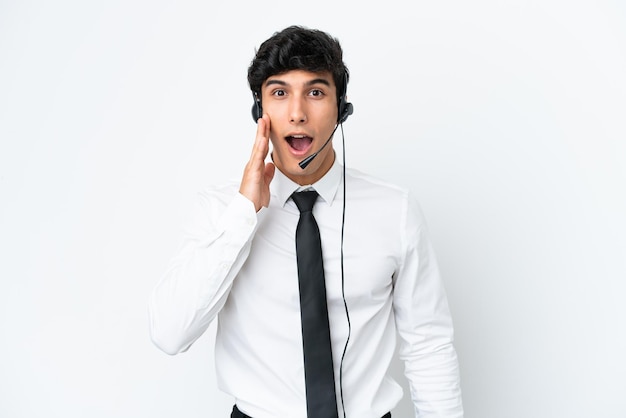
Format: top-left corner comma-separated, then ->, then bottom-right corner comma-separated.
268,136 -> 286,155
267,125 -> 278,143
323,119 -> 338,138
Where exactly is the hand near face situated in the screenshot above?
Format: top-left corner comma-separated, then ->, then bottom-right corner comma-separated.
239,114 -> 276,212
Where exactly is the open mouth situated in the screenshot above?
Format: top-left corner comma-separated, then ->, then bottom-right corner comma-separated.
286,134 -> 313,154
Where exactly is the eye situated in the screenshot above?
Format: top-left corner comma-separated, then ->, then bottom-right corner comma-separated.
309,89 -> 325,97
271,89 -> 286,97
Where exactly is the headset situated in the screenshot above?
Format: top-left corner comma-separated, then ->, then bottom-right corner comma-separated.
251,69 -> 353,124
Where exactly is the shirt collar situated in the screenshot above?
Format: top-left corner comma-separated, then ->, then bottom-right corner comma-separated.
271,158 -> 342,207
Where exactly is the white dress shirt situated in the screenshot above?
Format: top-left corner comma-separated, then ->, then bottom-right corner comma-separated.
149,160 -> 463,418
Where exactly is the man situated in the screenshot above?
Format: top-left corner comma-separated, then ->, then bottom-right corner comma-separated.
149,25 -> 463,418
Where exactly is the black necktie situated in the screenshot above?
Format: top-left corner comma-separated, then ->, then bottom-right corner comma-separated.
292,190 -> 338,418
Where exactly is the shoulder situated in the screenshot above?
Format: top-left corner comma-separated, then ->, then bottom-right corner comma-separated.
187,180 -> 243,222
344,167 -> 427,226
344,167 -> 410,201
184,179 -> 252,231
196,179 -> 240,204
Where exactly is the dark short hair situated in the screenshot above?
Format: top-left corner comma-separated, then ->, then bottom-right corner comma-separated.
247,25 -> 349,105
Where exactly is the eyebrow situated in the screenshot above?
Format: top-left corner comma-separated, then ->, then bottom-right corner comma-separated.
264,78 -> 332,89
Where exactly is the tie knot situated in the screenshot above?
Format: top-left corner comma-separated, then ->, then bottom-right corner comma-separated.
292,190 -> 319,213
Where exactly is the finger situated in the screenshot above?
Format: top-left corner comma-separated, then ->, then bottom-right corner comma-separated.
262,113 -> 271,140
249,117 -> 266,160
254,115 -> 271,157
251,115 -> 271,165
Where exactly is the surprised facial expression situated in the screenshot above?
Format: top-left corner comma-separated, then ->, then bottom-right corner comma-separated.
261,69 -> 339,185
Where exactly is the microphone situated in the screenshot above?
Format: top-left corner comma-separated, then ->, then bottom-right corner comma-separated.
298,124 -> 340,169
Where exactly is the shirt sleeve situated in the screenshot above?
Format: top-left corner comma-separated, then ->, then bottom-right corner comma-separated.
148,189 -> 258,355
392,193 -> 464,417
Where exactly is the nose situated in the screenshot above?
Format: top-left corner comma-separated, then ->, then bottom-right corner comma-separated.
289,97 -> 307,123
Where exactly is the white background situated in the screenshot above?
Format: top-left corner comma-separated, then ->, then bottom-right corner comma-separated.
1,1 -> 625,417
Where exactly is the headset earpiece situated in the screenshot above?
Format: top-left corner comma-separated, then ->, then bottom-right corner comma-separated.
251,92 -> 262,123
337,69 -> 353,124
338,101 -> 353,124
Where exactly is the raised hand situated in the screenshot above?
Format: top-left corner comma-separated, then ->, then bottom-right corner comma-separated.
239,114 -> 276,212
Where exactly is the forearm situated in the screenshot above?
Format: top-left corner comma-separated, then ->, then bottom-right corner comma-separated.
399,334 -> 463,417
149,191 -> 258,355
394,195 -> 464,417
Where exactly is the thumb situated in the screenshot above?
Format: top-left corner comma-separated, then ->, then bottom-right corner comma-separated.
264,162 -> 275,184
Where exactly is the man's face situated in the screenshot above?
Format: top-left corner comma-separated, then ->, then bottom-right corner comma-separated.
261,69 -> 339,185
